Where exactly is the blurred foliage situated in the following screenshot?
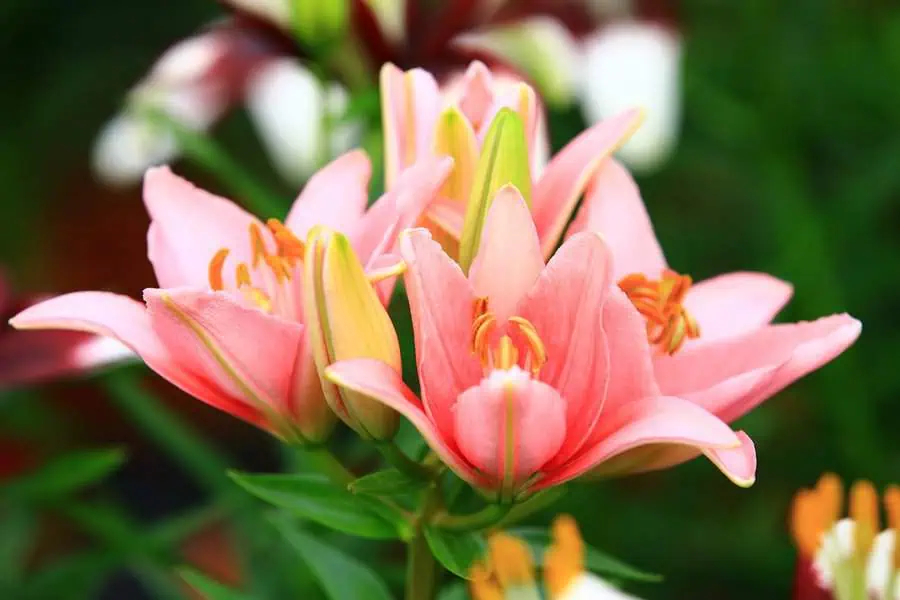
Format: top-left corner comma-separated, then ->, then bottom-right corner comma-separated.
1,0 -> 899,599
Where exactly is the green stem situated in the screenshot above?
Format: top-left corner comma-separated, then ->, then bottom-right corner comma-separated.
406,485 -> 440,600
301,447 -> 355,486
140,107 -> 285,218
431,503 -> 511,533
495,487 -> 568,528
103,369 -> 229,494
375,442 -> 442,482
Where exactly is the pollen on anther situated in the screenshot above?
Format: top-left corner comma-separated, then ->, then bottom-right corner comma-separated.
850,479 -> 879,558
885,485 -> 900,568
544,515 -> 585,598
488,533 -> 535,588
236,263 -> 252,287
249,223 -> 268,267
208,248 -> 229,291
267,218 -> 305,259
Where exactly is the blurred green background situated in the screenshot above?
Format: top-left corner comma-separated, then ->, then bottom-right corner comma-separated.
1,1 -> 899,598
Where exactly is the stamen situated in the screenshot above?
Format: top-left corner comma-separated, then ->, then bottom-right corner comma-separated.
817,472 -> 844,527
619,270 -> 700,355
473,297 -> 489,320
791,488 -> 825,558
850,480 -> 879,560
472,312 -> 496,364
487,533 -> 535,588
508,316 -> 547,376
249,223 -> 268,268
366,261 -> 407,284
267,218 -> 305,259
469,562 -> 503,600
236,263 -> 252,287
544,515 -> 585,599
492,336 -> 518,370
208,248 -> 229,291
263,253 -> 291,283
885,485 -> 900,569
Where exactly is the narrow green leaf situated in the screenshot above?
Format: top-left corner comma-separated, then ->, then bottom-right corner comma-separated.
0,448 -> 125,502
424,527 -> 486,579
510,528 -> 662,582
180,568 -> 252,600
229,472 -> 403,539
458,108 -> 532,272
348,468 -> 427,497
270,514 -> 394,600
22,550 -> 117,600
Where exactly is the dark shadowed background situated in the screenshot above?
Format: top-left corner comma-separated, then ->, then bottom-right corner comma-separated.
1,1 -> 899,598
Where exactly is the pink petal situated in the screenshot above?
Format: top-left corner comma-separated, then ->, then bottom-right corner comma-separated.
400,229 -> 483,440
654,314 -> 862,423
454,368 -> 566,492
380,64 -> 441,189
9,292 -> 263,426
468,185 -> 544,322
0,330 -> 131,389
144,288 -> 306,427
516,233 -> 613,468
143,166 -> 264,289
565,159 -> 666,279
534,395 -> 746,490
325,358 -> 487,487
532,108 -> 644,257
285,150 -> 372,240
454,61 -> 495,128
352,156 -> 453,267
684,272 -> 794,345
425,196 -> 466,241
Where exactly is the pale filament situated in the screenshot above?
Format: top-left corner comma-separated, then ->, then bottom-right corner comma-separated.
471,299 -> 547,377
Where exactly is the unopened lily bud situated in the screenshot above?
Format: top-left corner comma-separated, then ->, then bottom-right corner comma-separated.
458,108 -> 532,272
303,226 -> 401,440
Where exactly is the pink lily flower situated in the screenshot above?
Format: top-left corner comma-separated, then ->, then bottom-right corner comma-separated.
565,159 -> 861,477
326,187 -> 755,499
381,61 -> 644,259
0,272 -> 131,390
11,151 -> 451,442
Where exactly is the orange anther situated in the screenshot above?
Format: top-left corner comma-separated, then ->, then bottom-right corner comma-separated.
620,270 -> 700,355
267,218 -> 305,259
208,248 -> 229,291
249,223 -> 268,267
236,263 -> 252,287
850,480 -> 879,559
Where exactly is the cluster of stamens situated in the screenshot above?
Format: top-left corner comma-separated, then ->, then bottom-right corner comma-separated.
207,219 -> 305,315
791,474 -> 900,599
618,269 -> 700,355
470,298 -> 547,377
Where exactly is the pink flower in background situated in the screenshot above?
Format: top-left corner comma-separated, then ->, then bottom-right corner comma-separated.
12,151 -> 451,442
0,273 -> 131,390
327,188 -> 754,499
93,14 -> 356,187
566,159 -> 861,478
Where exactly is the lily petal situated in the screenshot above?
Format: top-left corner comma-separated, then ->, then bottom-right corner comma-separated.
566,159 -> 666,279
532,108 -> 645,257
517,232 -> 613,469
453,61 -> 495,130
285,150 -> 372,240
684,272 -> 794,344
654,314 -> 862,423
143,166 -> 263,288
400,229 -> 482,440
9,292 -> 263,426
454,368 -> 566,495
469,185 -> 544,322
325,358 -> 487,487
352,156 -> 453,267
535,395 -> 746,490
380,64 -> 440,189
144,288 -> 305,430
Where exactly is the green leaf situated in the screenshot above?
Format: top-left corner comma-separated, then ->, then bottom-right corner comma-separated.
0,448 -> 125,502
270,514 -> 394,600
510,528 -> 662,582
229,472 -> 404,539
180,568 -> 251,600
424,527 -> 486,579
458,108 -> 532,272
348,468 -> 427,497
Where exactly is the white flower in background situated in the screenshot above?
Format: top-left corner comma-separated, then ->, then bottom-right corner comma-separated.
470,515 -> 643,600
791,474 -> 900,600
92,17 -> 356,188
580,20 -> 682,172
